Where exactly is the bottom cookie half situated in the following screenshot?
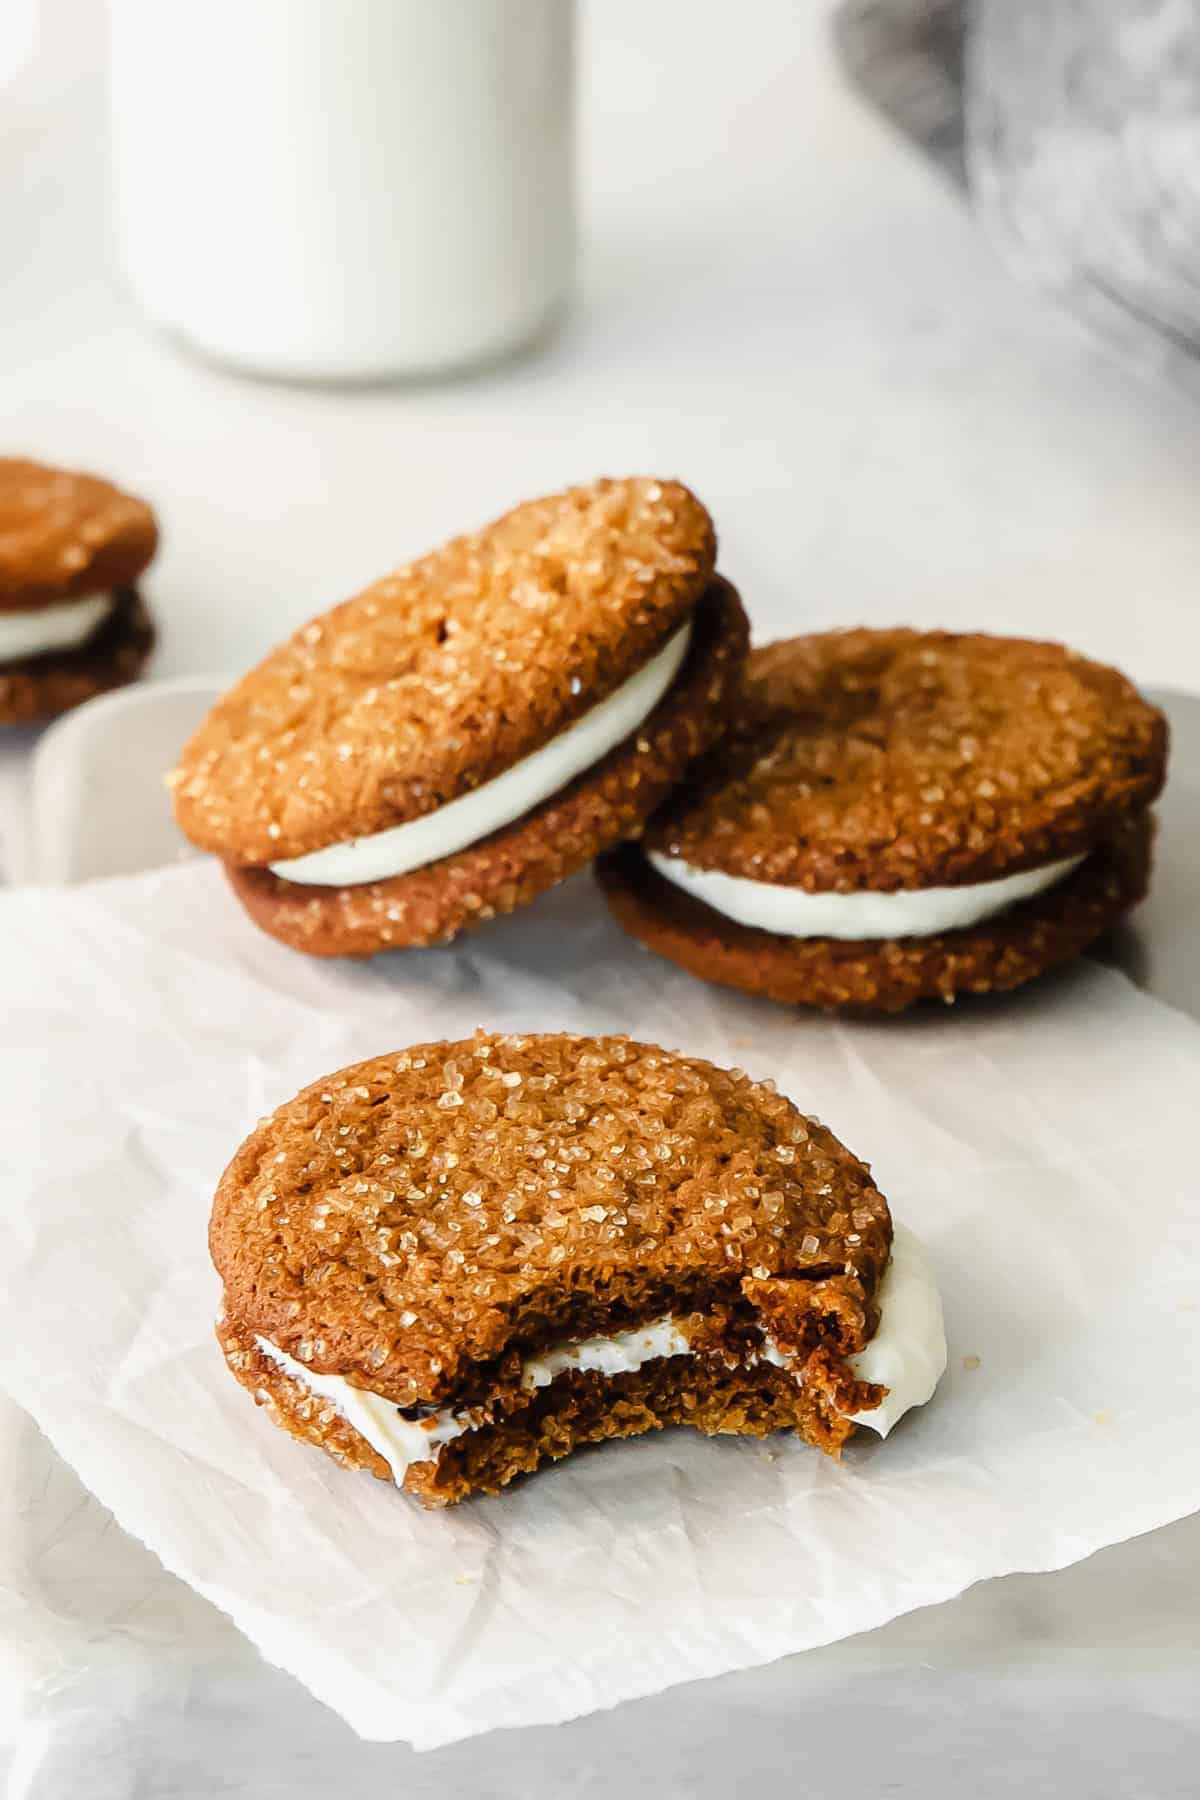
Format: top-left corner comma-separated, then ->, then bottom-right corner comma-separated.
224,579 -> 748,956
0,588 -> 155,726
597,811 -> 1154,1014
219,1318 -> 876,1508
227,583 -> 752,964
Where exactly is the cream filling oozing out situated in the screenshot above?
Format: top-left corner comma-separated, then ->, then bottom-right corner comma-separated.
646,848 -> 1085,941
269,621 -> 694,887
254,1226 -> 946,1486
0,593 -> 114,662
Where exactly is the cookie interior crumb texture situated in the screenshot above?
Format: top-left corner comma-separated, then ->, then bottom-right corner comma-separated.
599,629 -> 1167,1012
211,1033 -> 941,1506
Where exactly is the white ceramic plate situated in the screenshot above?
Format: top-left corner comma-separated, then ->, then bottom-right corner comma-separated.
22,676 -> 223,885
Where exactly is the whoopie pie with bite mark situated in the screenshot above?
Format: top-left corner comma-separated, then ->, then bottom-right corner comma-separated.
213,1032 -> 946,1505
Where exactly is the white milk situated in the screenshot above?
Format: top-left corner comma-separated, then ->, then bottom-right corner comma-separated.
106,0 -> 575,382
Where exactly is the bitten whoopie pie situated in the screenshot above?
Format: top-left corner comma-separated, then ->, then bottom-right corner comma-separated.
171,479 -> 748,955
213,1032 -> 945,1506
598,629 -> 1168,1013
0,457 -> 157,725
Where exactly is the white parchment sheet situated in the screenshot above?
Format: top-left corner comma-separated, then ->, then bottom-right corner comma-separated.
0,862 -> 1197,1749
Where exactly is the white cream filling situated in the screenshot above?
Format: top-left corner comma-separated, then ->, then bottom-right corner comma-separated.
750,1224 -> 944,1436
269,621 -> 694,887
520,1317 -> 692,1390
254,1227 -> 945,1484
845,1223 -> 946,1434
255,1316 -> 693,1487
0,593 -> 113,662
646,848 -> 1084,940
253,1343 -> 471,1484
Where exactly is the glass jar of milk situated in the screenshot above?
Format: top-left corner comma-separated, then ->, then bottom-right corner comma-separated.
107,0 -> 575,383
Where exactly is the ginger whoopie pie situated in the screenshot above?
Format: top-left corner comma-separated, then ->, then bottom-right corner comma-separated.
599,629 -> 1168,1013
171,479 -> 748,954
212,1032 -> 946,1506
0,457 -> 157,725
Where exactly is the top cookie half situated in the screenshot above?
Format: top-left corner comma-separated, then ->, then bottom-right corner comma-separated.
173,478 -> 716,865
648,629 -> 1167,890
210,1031 -> 892,1411
0,457 -> 159,610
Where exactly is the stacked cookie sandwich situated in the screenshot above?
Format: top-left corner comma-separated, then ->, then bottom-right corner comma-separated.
0,457 -> 157,725
600,628 -> 1167,1011
212,1032 -> 946,1506
172,478 -> 747,954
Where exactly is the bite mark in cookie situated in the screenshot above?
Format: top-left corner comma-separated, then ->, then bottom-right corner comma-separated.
212,1033 -> 946,1504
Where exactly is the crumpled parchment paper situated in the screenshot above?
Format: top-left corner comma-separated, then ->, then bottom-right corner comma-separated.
0,862 -> 1197,1748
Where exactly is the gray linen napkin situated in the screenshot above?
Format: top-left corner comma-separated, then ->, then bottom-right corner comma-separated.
836,0 -> 1200,388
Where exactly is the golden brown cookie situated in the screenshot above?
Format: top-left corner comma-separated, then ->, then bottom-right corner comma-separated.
212,1032 -> 939,1506
227,577 -> 747,954
0,458 -> 158,725
0,457 -> 158,608
174,479 -> 747,956
173,477 -> 717,864
597,630 -> 1167,1013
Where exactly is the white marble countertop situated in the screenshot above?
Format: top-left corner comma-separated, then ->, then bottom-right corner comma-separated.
2,3 -> 1200,1794
6,0 -> 1200,695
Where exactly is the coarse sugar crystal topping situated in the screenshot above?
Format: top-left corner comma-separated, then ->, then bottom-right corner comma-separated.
210,1031 -> 891,1408
173,477 -> 717,864
645,628 -> 1167,892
